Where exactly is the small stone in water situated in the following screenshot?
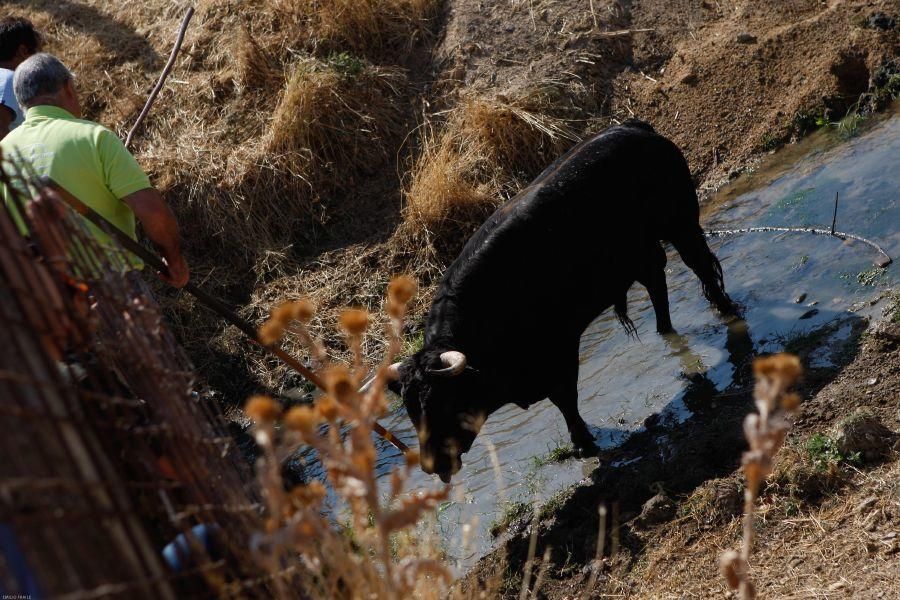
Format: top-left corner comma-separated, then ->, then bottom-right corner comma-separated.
794,293 -> 807,304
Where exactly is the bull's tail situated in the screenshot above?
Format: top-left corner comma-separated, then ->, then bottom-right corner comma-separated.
614,296 -> 639,338
673,225 -> 739,317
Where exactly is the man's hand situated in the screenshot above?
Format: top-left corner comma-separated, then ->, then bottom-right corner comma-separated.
160,252 -> 189,288
122,187 -> 190,288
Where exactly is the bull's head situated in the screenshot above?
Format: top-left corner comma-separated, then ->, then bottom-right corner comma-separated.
387,349 -> 486,482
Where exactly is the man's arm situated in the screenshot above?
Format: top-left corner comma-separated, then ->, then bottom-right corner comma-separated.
121,188 -> 189,287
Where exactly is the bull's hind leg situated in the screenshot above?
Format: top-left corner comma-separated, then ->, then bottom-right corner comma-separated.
550,346 -> 598,457
637,241 -> 674,334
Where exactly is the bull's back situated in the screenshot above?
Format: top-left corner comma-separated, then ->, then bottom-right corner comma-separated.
433,122 -> 690,351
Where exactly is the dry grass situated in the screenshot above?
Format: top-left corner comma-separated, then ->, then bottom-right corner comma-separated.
297,0 -> 440,58
8,0 -> 436,262
2,0 -> 587,400
394,91 -> 580,265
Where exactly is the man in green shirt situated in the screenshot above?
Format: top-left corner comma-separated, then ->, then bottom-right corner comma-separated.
1,53 -> 189,287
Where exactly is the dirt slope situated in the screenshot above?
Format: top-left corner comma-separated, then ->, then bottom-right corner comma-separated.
436,0 -> 898,192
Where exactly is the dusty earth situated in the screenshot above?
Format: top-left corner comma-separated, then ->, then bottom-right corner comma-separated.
435,0 -> 898,193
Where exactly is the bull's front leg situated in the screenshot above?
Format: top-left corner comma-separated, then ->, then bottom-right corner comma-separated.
549,352 -> 598,457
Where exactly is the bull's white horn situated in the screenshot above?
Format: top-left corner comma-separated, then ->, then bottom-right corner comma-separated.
431,350 -> 467,377
385,361 -> 402,380
358,362 -> 403,394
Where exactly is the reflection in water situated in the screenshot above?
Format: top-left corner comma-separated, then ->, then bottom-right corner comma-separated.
291,110 -> 899,569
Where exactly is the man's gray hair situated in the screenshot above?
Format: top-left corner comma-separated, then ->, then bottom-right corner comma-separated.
14,53 -> 74,108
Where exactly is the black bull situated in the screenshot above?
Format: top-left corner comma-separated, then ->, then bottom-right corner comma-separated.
388,120 -> 738,482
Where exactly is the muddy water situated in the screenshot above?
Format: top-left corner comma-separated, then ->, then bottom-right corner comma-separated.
302,109 -> 899,570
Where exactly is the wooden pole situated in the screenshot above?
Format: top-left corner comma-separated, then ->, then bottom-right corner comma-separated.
124,7 -> 195,149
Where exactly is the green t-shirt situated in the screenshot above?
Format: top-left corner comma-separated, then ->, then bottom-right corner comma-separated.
1,105 -> 151,262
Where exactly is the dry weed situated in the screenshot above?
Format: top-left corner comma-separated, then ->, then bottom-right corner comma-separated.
244,276 -> 455,598
242,275 -> 530,599
720,353 -> 802,599
297,0 -> 440,58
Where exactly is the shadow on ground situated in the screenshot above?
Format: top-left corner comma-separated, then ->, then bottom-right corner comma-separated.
479,311 -> 869,593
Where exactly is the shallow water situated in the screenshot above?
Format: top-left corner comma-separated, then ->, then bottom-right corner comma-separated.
299,108 -> 899,570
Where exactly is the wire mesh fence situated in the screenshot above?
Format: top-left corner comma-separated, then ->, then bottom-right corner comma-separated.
0,158 -> 303,598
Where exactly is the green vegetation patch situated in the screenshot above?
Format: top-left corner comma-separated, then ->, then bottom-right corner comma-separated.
806,432 -> 861,470
490,500 -> 533,537
856,266 -> 887,287
326,51 -> 367,77
531,443 -> 577,468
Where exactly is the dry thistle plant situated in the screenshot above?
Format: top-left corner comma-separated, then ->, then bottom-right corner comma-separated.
244,276 -> 452,599
720,353 -> 802,599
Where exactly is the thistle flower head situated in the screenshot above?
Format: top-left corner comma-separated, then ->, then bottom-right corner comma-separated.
385,299 -> 405,319
284,405 -> 319,436
339,308 -> 369,336
780,392 -> 801,412
388,276 -> 417,305
323,364 -> 357,405
290,299 -> 316,323
245,395 -> 281,423
271,302 -> 296,325
752,353 -> 802,384
258,320 -> 285,346
316,395 -> 339,421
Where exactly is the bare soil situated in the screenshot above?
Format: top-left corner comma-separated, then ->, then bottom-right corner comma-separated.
435,0 -> 898,193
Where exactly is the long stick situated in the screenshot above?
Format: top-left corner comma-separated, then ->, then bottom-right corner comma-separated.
43,178 -> 409,453
124,7 -> 195,149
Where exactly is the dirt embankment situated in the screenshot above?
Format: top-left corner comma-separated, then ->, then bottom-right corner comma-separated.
436,0 -> 898,192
